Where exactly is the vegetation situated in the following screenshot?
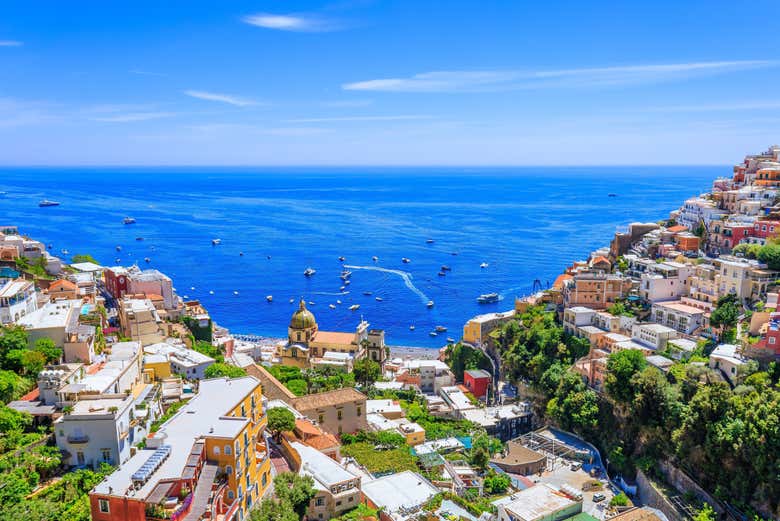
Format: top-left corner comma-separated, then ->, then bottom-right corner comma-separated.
483,470 -> 511,495
267,407 -> 296,441
70,254 -> 98,264
267,364 -> 355,396
150,399 -> 186,432
468,433 -> 503,471
341,441 -> 418,474
609,492 -> 630,507
403,398 -> 475,439
191,340 -> 223,362
443,342 -> 491,381
272,472 -> 316,519
331,504 -> 379,521
353,358 -> 381,388
181,315 -> 212,342
14,256 -> 51,279
709,293 -> 740,341
203,362 -> 246,379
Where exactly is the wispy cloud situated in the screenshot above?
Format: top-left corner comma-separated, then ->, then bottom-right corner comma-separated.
130,69 -> 168,77
0,40 -> 23,47
343,60 -> 778,92
243,13 -> 341,32
90,112 -> 175,123
184,89 -> 258,107
285,115 -> 432,123
642,100 -> 780,113
321,99 -> 374,108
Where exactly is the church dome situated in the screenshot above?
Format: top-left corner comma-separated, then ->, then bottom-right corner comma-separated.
290,299 -> 317,330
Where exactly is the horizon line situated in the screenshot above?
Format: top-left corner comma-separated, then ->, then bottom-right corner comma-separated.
0,162 -> 733,168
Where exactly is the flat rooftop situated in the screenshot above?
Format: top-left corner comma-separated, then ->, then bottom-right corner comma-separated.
361,471 -> 438,519
501,484 -> 580,521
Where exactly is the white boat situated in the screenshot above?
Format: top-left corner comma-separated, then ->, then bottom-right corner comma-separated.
116,245 -> 121,251
363,291 -> 373,296
338,256 -> 346,262
210,291 -> 215,295
39,199 -> 60,207
429,331 -> 438,337
123,217 -> 136,225
438,271 -> 446,277
233,290 -> 239,295
115,258 -> 121,263
144,257 -> 151,263
349,304 -> 360,311
239,252 -> 244,256
190,286 -> 195,290
435,325 -> 447,332
446,337 -> 455,343
336,299 -> 342,304
329,304 -> 336,309
426,239 -> 434,244
372,256 -> 378,262
375,297 -> 383,302
289,298 -> 294,303
308,301 -> 316,305
304,267 -> 316,277
344,280 -> 350,285
61,249 -> 69,255
426,300 -> 434,308
477,293 -> 500,304
409,325 -> 415,331
340,286 -> 346,291
212,238 -> 221,245
402,257 -> 411,263
266,295 -> 273,302
340,270 -> 352,280
480,262 -> 489,268
441,265 -> 451,271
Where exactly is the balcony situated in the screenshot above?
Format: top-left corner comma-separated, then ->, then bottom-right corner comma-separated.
67,433 -> 89,444
255,442 -> 268,465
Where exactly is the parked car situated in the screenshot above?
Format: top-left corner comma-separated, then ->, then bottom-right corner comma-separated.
570,462 -> 582,471
593,493 -> 606,503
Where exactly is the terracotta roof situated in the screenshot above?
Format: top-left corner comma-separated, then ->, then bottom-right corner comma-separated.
146,293 -> 164,301
295,418 -> 321,436
609,508 -> 663,521
666,225 -> 688,233
20,387 -> 40,401
49,279 -> 77,291
552,274 -> 573,289
292,388 -> 366,411
591,256 -> 611,265
306,432 -> 340,451
312,330 -> 355,345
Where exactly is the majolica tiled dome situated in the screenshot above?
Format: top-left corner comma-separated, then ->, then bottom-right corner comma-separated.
290,299 -> 317,329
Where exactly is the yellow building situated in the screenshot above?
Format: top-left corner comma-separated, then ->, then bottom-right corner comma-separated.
279,300 -> 386,368
398,421 -> 425,446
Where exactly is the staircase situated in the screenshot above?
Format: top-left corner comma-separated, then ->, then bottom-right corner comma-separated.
182,463 -> 219,521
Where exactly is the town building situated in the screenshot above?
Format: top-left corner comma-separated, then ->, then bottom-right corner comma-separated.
462,310 -> 516,347
490,439 -> 547,475
562,272 -> 633,310
639,262 -> 692,303
389,358 -> 455,394
89,376 -> 272,521
709,344 -> 749,385
631,323 -> 678,351
651,300 -> 708,335
290,387 -> 368,436
0,278 -> 37,323
143,341 -> 215,380
460,403 -> 533,441
361,470 -> 439,521
463,368 -> 491,399
494,484 -> 583,521
118,297 -> 165,345
439,386 -> 476,417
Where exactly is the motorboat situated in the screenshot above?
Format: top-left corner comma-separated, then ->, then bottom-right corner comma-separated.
239,252 -> 244,256
375,297 -> 383,302
349,304 -> 360,311
426,239 -> 434,244
426,300 -> 434,308
61,249 -> 69,255
39,199 -> 60,207
115,258 -> 121,263
212,238 -> 221,245
329,304 -> 336,309
123,217 -> 136,225
340,270 -> 352,280
441,265 -> 451,271
344,280 -> 350,285
336,299 -> 342,304
372,256 -> 379,262
233,290 -> 239,295
429,331 -> 438,337
266,295 -> 273,302
304,267 -> 316,277
210,291 -> 215,295
480,262 -> 489,268
363,291 -> 373,296
477,293 -> 500,304
409,325 -> 415,331
435,325 -> 447,332
340,286 -> 346,291
402,257 -> 411,263
116,245 -> 121,251
437,271 -> 446,277
308,301 -> 315,305
446,337 -> 455,343
289,298 -> 294,303
144,257 -> 151,263
338,256 -> 346,262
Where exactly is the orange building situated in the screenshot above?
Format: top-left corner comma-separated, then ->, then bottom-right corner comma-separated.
675,232 -> 700,252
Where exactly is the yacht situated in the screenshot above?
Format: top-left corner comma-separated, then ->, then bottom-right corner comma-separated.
266,295 -> 273,302
329,304 -> 336,309
480,262 -> 489,268
144,257 -> 151,263
123,217 -> 136,225
402,257 -> 411,263
363,291 -> 373,296
338,256 -> 346,262
212,238 -> 221,245
340,270 -> 352,280
409,325 -> 415,331
441,265 -> 451,271
426,300 -> 434,308
426,239 -> 434,244
477,293 -> 500,304
38,199 -> 60,207
372,256 -> 379,262
375,297 -> 383,302
349,304 -> 360,311
437,271 -> 446,277
435,325 -> 447,332
304,267 -> 316,277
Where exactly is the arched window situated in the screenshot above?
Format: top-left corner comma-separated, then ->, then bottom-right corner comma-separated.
226,465 -> 233,476
214,446 -> 220,456
224,445 -> 232,455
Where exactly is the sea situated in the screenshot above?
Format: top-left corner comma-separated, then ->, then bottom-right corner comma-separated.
0,167 -> 718,348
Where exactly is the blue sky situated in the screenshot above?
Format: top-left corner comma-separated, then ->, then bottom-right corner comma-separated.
1,0 -> 780,165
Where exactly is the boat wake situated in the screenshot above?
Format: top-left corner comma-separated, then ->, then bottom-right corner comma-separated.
312,291 -> 350,296
343,264 -> 429,303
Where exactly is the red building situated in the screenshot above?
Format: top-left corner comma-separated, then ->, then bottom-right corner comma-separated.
104,267 -> 130,299
753,220 -> 780,240
463,369 -> 491,399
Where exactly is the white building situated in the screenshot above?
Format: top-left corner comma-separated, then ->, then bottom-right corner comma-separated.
494,484 -> 582,521
143,341 -> 215,380
562,306 -> 596,335
677,197 -> 726,229
640,262 -> 693,303
0,279 -> 37,324
651,300 -> 708,335
631,323 -> 678,351
439,386 -> 476,417
59,342 -> 142,401
361,471 -> 438,521
16,298 -> 82,348
709,344 -> 749,385
128,269 -> 177,310
290,441 -> 361,519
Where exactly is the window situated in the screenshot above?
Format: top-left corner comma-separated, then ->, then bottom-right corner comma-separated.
356,406 -> 361,417
214,446 -> 220,456
318,414 -> 324,424
99,499 -> 110,513
316,497 -> 324,506
337,409 -> 342,420
226,465 -> 233,475
224,445 -> 232,455
77,452 -> 85,465
771,337 -> 776,345
101,449 -> 111,462
228,490 -> 235,500
262,473 -> 267,486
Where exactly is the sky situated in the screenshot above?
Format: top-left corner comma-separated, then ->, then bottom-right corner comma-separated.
1,0 -> 780,166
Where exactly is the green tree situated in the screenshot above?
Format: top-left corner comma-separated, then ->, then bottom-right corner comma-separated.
353,358 -> 381,388
693,504 -> 716,521
0,370 -> 33,403
203,363 -> 246,379
710,293 -> 740,339
272,472 -> 316,519
267,407 -> 296,441
33,338 -> 62,364
0,326 -> 29,372
70,254 -> 98,264
0,405 -> 32,433
250,498 -> 298,521
483,471 -> 511,495
444,342 -> 489,381
757,243 -> 780,270
610,492 -> 630,507
605,349 -> 647,402
284,378 -> 308,396
20,350 -> 46,376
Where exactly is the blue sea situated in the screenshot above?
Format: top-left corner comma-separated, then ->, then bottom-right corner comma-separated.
0,167 -> 717,347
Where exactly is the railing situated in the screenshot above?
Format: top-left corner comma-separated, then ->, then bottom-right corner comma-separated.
67,434 -> 89,444
223,498 -> 240,521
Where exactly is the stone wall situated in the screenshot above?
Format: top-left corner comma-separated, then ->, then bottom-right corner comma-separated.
635,469 -> 683,521
656,460 -> 726,517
